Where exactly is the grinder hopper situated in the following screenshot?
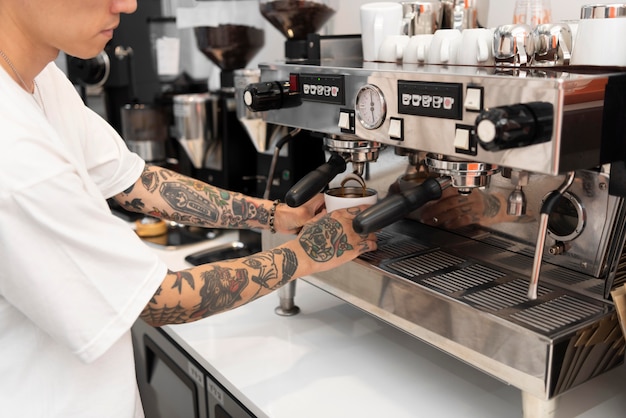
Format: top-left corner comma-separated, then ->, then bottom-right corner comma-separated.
259,0 -> 338,60
191,0 -> 265,88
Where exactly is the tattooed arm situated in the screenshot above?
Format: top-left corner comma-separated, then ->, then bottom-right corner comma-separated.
417,187 -> 533,229
140,207 -> 377,327
112,164 -> 323,234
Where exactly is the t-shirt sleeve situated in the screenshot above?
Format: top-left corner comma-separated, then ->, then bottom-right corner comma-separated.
0,170 -> 168,363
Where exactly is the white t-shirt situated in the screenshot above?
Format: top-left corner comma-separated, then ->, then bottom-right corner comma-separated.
0,62 -> 168,416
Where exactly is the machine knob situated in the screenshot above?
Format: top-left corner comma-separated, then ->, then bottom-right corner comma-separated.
475,102 -> 553,151
243,81 -> 301,112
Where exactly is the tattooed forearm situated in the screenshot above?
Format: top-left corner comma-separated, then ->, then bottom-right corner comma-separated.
117,165 -> 276,229
298,215 -> 353,262
142,249 -> 299,325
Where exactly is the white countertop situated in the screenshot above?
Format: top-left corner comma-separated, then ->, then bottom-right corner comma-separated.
149,234 -> 626,418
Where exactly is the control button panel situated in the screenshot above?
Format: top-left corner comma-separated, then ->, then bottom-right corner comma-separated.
298,73 -> 345,105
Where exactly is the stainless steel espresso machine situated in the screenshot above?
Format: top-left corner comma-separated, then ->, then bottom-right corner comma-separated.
244,13 -> 626,418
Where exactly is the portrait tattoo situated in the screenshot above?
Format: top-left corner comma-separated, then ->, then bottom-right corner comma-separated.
298,216 -> 353,262
190,266 -> 249,318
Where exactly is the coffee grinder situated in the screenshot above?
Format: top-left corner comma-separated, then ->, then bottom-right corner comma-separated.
164,0 -> 262,196
259,0 -> 341,61
173,0 -> 325,200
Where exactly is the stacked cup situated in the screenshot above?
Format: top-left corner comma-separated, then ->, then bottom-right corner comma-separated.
570,3 -> 626,67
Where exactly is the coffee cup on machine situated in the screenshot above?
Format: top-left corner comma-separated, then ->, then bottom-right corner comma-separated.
570,3 -> 626,67
378,35 -> 411,62
427,28 -> 461,65
360,2 -> 404,61
456,27 -> 494,66
403,33 -> 434,63
324,175 -> 378,212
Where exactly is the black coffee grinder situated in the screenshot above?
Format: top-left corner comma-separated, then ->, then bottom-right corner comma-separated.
184,0 -> 325,199
180,1 -> 264,196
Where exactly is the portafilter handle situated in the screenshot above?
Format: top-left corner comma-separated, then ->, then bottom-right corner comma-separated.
285,152 -> 347,207
353,176 -> 452,234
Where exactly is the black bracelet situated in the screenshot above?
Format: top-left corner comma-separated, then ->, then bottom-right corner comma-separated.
269,199 -> 280,234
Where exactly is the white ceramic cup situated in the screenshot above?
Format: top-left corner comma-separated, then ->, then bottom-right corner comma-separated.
378,35 -> 411,62
570,16 -> 626,66
403,34 -> 434,63
456,27 -> 494,66
324,176 -> 378,212
427,29 -> 462,64
360,2 -> 404,61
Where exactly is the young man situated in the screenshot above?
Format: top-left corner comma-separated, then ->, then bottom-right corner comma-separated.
0,0 -> 377,416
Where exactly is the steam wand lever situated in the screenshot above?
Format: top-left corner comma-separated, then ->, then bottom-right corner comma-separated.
528,172 -> 575,300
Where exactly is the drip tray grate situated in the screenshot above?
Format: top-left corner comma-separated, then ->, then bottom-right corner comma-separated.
422,264 -> 505,294
510,295 -> 605,333
360,238 -> 428,264
463,279 -> 551,311
386,250 -> 465,277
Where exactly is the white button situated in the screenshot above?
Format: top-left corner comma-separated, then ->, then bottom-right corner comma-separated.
454,128 -> 470,150
338,112 -> 351,130
389,118 -> 403,139
465,87 -> 482,111
477,120 -> 496,143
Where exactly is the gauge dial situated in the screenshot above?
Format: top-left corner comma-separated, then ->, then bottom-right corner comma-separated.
355,84 -> 386,130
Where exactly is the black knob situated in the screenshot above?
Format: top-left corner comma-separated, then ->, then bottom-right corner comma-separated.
475,102 -> 553,151
243,81 -> 301,112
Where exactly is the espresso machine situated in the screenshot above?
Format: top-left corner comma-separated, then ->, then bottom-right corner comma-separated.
244,7 -> 626,416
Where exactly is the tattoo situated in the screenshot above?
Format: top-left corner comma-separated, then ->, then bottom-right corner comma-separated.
190,266 -> 249,318
142,249 -> 298,324
142,296 -> 189,324
482,193 -> 501,218
141,168 -> 160,193
171,270 -> 195,293
160,181 -> 220,223
298,215 -> 353,262
119,197 -> 145,212
241,248 -> 298,296
232,198 -> 270,226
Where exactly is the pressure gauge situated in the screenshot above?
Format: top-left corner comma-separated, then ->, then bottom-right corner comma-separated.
355,84 -> 386,130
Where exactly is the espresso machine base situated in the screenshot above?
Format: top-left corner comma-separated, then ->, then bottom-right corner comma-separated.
266,220 -> 623,403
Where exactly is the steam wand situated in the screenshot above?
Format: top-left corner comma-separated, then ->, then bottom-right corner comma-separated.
528,171 -> 575,300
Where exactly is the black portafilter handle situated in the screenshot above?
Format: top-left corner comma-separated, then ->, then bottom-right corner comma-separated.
285,153 -> 347,207
353,177 -> 451,235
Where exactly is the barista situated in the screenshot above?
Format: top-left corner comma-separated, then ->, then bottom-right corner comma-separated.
0,0 -> 377,416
